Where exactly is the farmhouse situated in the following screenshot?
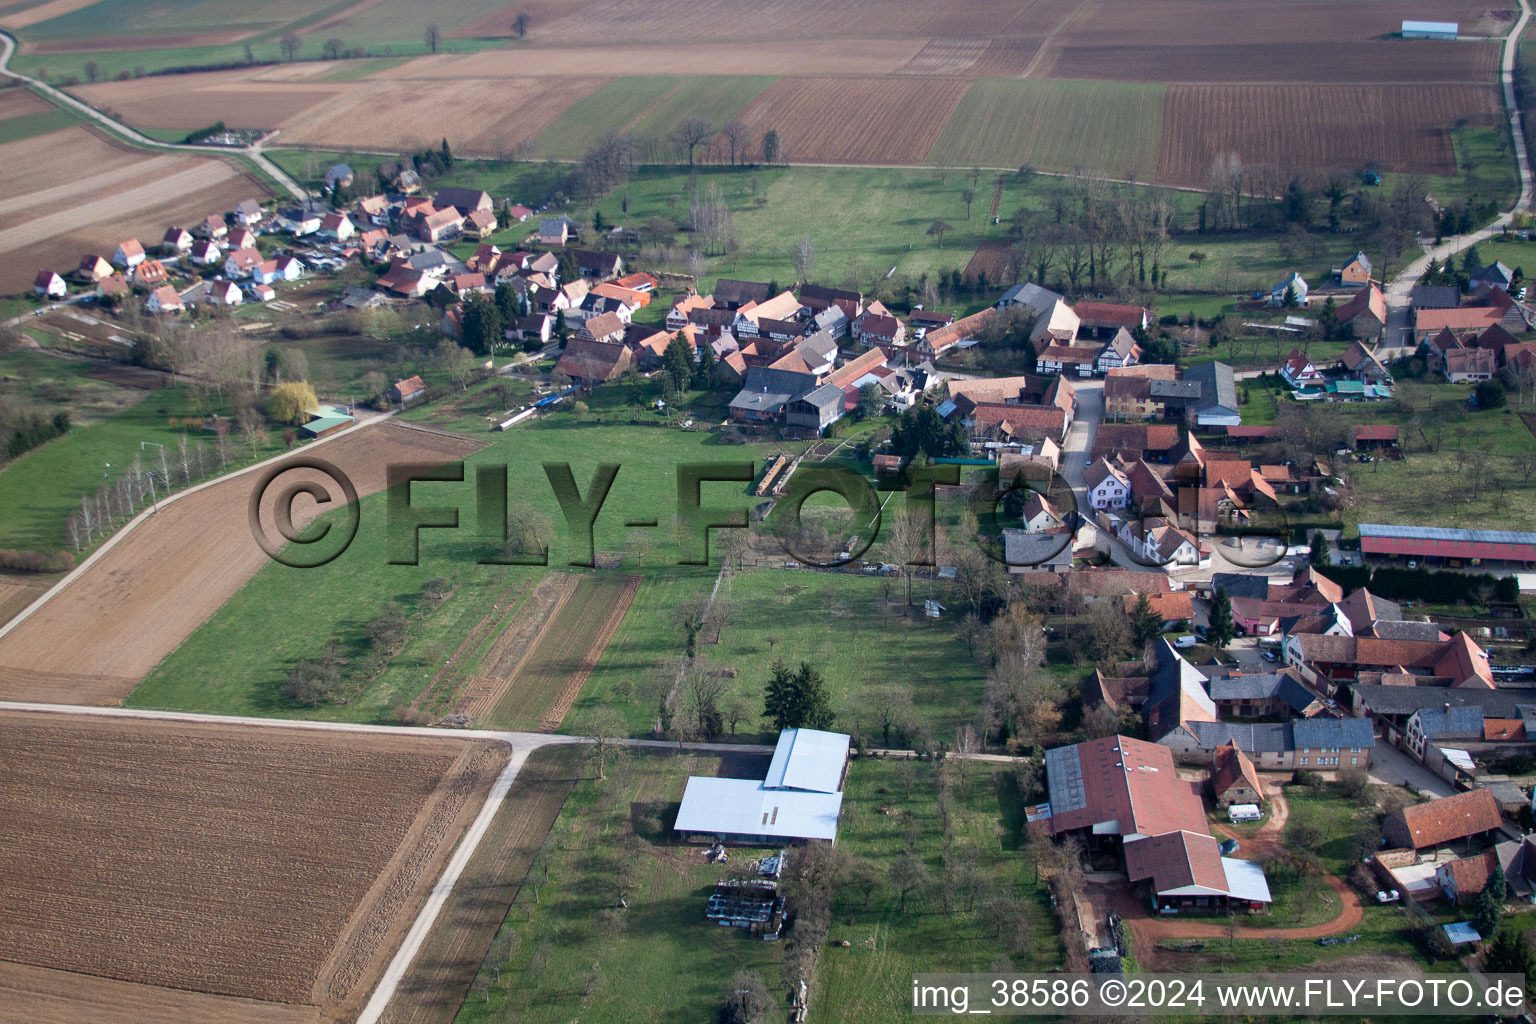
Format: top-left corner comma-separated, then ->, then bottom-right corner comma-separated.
554,338 -> 633,387
161,227 -> 192,253
1270,271 -> 1308,306
434,187 -> 494,215
145,285 -> 184,314
77,254 -> 113,281
1280,348 -> 1324,388
1384,788 -> 1502,852
1332,251 -> 1373,287
1044,735 -> 1271,912
674,728 -> 849,844
233,198 -> 264,226
1336,284 -> 1388,342
1210,741 -> 1264,809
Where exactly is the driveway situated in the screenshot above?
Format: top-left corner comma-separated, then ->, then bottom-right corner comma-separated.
1368,741 -> 1455,798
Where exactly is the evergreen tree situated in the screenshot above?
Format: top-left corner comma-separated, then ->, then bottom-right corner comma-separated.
1130,592 -> 1164,646
857,383 -> 884,420
1463,245 -> 1483,275
1318,296 -> 1338,341
1483,928 -> 1534,999
662,332 -> 694,393
762,660 -> 835,731
440,137 -> 453,167
494,281 -> 520,324
763,660 -> 795,731
1207,587 -> 1236,647
693,339 -> 716,387
460,292 -> 503,356
1311,530 -> 1331,567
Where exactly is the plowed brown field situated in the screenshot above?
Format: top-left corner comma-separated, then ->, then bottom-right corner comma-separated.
1040,40 -> 1499,83
280,77 -> 602,153
383,744 -> 581,1024
76,71 -> 342,131
1155,83 -> 1502,185
736,76 -> 968,164
0,125 -> 269,294
0,420 -> 484,705
0,711 -> 509,1021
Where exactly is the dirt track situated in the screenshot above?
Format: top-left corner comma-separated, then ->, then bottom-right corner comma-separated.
0,421 -> 483,706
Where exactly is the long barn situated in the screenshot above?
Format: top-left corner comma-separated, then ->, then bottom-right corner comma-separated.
1359,523 -> 1536,567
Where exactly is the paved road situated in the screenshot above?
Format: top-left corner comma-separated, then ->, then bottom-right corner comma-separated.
1368,739 -> 1456,798
0,30 -> 305,200
0,699 -> 776,1024
1383,0 -> 1533,343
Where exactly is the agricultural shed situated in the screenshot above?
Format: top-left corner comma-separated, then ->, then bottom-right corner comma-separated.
1359,523 -> 1536,564
1402,20 -> 1458,39
674,728 -> 850,844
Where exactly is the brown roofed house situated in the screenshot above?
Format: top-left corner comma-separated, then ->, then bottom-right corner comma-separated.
1383,788 -> 1502,851
1209,741 -> 1264,809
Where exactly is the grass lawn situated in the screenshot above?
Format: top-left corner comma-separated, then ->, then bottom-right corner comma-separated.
574,564 -> 990,744
1238,379 -> 1281,425
1312,376 -> 1536,531
454,749 -> 788,1024
626,76 -> 776,146
928,79 -> 1164,179
0,352 -> 285,553
814,757 -> 1063,1021
126,417 -> 794,719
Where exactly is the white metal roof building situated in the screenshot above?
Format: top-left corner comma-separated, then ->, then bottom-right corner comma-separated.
675,728 -> 851,844
763,728 -> 850,793
1402,20 -> 1458,39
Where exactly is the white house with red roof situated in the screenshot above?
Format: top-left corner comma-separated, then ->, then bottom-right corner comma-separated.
1279,348 -> 1324,388
33,270 -> 65,298
112,239 -> 145,269
145,285 -> 184,314
224,247 -> 262,278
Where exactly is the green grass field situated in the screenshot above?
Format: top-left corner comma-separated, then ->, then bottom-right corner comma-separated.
532,76 -> 681,159
625,76 -> 775,145
0,105 -> 83,144
928,79 -> 1165,179
454,750 -> 788,1024
0,352 -> 285,553
125,418 -> 794,720
575,564 -> 990,744
815,758 -> 1062,1020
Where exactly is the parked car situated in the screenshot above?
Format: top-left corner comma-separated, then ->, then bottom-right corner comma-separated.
1262,650 -> 1278,662
1375,890 -> 1400,903
1174,635 -> 1199,649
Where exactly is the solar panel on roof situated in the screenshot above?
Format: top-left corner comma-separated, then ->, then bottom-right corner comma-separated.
1359,523 -> 1536,545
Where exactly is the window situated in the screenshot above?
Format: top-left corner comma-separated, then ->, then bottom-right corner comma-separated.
1351,757 -> 1358,765
1299,757 -> 1309,765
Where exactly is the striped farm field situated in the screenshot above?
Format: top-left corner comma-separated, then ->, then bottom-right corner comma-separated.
483,573 -> 640,731
622,75 -> 777,145
1154,83 -> 1503,186
534,75 -> 682,159
737,76 -> 968,164
927,78 -> 1165,177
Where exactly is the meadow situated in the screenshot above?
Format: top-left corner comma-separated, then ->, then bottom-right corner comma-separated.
0,351 -> 285,553
928,79 -> 1166,179
456,750 -> 1061,1024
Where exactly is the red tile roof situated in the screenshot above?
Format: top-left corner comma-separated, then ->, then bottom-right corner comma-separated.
1124,829 -> 1229,895
1390,789 -> 1501,849
1048,735 -> 1209,838
1210,741 -> 1264,803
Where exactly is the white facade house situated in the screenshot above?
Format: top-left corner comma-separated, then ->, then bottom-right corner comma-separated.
1085,458 -> 1130,510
